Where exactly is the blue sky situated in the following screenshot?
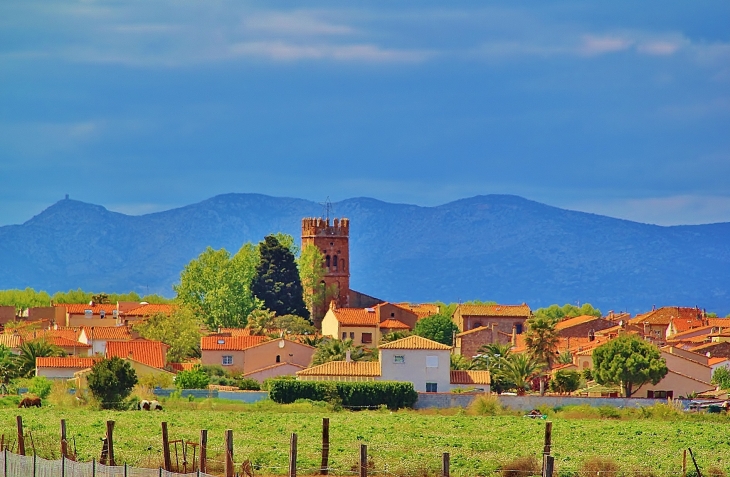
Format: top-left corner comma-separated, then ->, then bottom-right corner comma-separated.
1,0 -> 728,226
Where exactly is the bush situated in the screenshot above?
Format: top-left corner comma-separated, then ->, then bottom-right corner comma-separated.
175,366 -> 210,389
268,380 -> 418,410
87,357 -> 138,410
468,394 -> 503,416
500,456 -> 540,477
25,376 -> 53,399
236,378 -> 261,391
580,457 -> 620,476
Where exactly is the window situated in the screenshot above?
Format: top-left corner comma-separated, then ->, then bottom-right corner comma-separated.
393,355 -> 405,364
515,323 -> 523,334
325,255 -> 331,268
390,312 -> 395,317
426,356 -> 439,368
648,390 -> 673,399
426,383 -> 438,392
342,332 -> 347,340
349,332 -> 355,339
333,255 -> 338,270
222,355 -> 233,366
473,322 -> 482,329
276,355 -> 281,363
362,333 -> 373,344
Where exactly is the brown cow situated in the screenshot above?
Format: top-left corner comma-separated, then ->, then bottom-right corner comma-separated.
18,397 -> 41,408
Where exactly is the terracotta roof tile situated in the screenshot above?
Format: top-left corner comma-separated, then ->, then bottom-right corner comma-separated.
379,335 -> 451,350
707,318 -> 730,328
244,362 -> 306,377
218,328 -> 253,337
333,308 -> 379,327
82,326 -> 133,341
555,315 -> 606,331
123,304 -> 176,316
394,303 -> 439,319
450,370 -> 491,385
106,340 -> 169,368
379,319 -> 411,330
709,357 -> 729,366
297,361 -> 381,377
36,357 -> 102,368
169,361 -> 200,372
45,337 -> 90,348
630,306 -> 704,326
200,336 -> 267,351
456,304 -> 531,317
58,304 -> 118,315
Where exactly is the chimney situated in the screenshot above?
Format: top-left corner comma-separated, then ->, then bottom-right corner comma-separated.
652,304 -> 656,311
588,329 -> 595,342
511,326 -> 517,346
345,350 -> 351,362
329,300 -> 337,311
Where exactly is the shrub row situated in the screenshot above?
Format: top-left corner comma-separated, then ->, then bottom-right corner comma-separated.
268,380 -> 418,410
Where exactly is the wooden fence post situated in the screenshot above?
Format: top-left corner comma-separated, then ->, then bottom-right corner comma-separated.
359,444 -> 367,477
106,421 -> 115,467
199,430 -> 207,474
224,429 -> 234,477
60,419 -> 68,458
320,418 -> 329,475
442,452 -> 450,477
161,422 -> 172,471
543,421 -> 552,455
682,450 -> 687,477
542,455 -> 554,477
16,416 -> 25,456
289,433 -> 298,477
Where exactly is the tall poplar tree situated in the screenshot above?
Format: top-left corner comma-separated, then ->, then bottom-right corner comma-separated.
251,235 -> 309,319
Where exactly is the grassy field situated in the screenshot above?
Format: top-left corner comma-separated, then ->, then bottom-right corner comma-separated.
0,399 -> 729,476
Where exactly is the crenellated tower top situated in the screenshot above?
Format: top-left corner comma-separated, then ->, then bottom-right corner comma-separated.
301,217 -> 350,238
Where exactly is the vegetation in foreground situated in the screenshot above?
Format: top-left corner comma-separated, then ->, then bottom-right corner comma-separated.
1,398 -> 729,476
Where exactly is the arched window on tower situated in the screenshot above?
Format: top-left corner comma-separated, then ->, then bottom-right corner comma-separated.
325,255 -> 331,268
333,255 -> 338,270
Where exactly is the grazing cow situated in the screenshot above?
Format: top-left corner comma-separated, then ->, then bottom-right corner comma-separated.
139,399 -> 151,410
18,397 -> 42,408
139,399 -> 163,411
149,400 -> 163,411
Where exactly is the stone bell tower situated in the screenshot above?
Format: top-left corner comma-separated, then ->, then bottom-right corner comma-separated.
301,217 -> 350,321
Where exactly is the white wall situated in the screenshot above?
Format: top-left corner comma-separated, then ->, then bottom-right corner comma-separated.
380,348 -> 450,392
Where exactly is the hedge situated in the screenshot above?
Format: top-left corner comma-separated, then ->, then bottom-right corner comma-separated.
268,380 -> 418,410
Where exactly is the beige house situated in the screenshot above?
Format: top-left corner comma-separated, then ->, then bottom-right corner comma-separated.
321,304 -> 380,347
57,303 -> 120,328
36,357 -> 102,379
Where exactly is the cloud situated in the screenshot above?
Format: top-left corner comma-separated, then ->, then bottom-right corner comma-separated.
242,12 -> 355,36
228,41 -> 432,63
579,35 -> 633,56
637,41 -> 681,56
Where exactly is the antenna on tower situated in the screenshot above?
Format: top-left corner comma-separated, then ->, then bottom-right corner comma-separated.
320,197 -> 333,222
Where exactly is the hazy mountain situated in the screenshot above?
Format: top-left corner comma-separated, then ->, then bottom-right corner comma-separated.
1,194 -> 729,315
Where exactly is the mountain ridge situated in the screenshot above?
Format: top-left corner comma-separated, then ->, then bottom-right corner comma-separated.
1,193 -> 728,315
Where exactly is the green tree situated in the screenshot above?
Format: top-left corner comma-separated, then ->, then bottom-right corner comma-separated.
450,354 -> 471,370
524,316 -> 560,369
413,314 -> 459,346
175,366 -> 210,389
549,370 -> 581,395
17,339 -> 64,378
499,353 -> 544,395
533,303 -> 602,322
273,314 -> 316,335
0,288 -> 52,314
52,288 -> 93,304
26,376 -> 53,399
174,244 -> 261,330
380,331 -> 411,344
132,306 -> 202,363
311,339 -> 374,366
471,342 -> 513,394
251,235 -> 309,319
298,244 -> 327,318
0,345 -> 18,383
246,308 -> 276,336
711,367 -> 730,390
592,334 -> 668,397
87,357 -> 138,409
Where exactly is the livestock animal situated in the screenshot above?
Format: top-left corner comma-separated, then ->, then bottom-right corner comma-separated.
139,399 -> 163,411
18,396 -> 42,408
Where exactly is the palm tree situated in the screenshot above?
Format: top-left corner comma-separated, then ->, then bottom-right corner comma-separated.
298,334 -> 327,347
311,339 -> 373,366
0,345 -> 18,384
524,316 -> 560,369
450,354 -> 471,370
380,331 -> 411,344
471,342 -> 514,393
246,308 -> 276,336
499,353 -> 545,395
17,339 -> 64,378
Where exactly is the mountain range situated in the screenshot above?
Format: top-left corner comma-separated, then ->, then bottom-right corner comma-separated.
1,194 -> 729,315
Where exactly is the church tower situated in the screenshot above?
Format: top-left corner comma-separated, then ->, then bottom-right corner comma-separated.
301,217 -> 351,319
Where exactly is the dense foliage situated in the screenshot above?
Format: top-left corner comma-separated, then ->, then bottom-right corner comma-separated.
133,306 -> 201,362
532,303 -> 602,321
414,314 -> 459,346
311,339 -> 376,366
252,235 -> 309,319
87,357 -> 138,409
549,370 -> 582,394
268,379 -> 418,410
593,335 -> 668,397
175,366 -> 210,389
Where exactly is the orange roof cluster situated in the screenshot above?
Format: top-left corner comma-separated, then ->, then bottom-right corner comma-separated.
123,304 -> 176,316
395,303 -> 440,319
106,340 -> 169,368
379,319 -> 410,330
59,303 -> 118,315
379,335 -> 451,350
81,326 -> 132,341
456,304 -> 531,317
201,335 -> 267,351
555,315 -> 605,331
36,357 -> 102,368
332,308 -> 379,327
297,361 -> 381,377
630,306 -> 704,326
450,370 -> 491,385
218,328 -> 253,337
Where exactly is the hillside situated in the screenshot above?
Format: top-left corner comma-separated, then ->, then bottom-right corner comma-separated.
0,194 -> 729,314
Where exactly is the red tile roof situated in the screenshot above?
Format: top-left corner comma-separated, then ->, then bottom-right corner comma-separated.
395,303 -> 440,319
332,308 -> 379,327
379,319 -> 410,330
297,361 -> 381,377
45,336 -> 90,348
36,357 -> 102,368
200,336 -> 267,351
123,304 -> 176,316
169,361 -> 200,372
450,370 -> 491,385
379,335 -> 452,350
456,304 -> 531,317
630,306 -> 704,326
218,328 -> 253,337
106,340 -> 169,368
58,304 -> 118,315
555,315 -> 606,331
81,326 -> 132,341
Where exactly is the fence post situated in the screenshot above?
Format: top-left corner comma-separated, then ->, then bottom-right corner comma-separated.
106,420 -> 115,467
683,450 -> 687,477
61,419 -> 68,458
161,422 -> 172,471
320,418 -> 329,475
92,458 -> 96,477
543,421 -> 552,455
124,463 -> 128,477
359,444 -> 367,477
61,455 -> 65,477
33,453 -> 36,477
4,448 -> 7,477
442,452 -> 450,477
199,429 -> 208,474
16,416 -> 25,456
224,429 -> 234,477
289,433 -> 298,477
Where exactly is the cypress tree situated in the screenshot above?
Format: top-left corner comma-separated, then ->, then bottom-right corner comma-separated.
251,235 -> 310,320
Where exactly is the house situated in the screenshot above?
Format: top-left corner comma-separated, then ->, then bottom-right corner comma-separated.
690,341 -> 730,358
321,303 -> 380,347
395,303 -> 439,320
297,335 -> 490,393
0,306 -> 16,326
452,303 -> 531,334
78,326 -> 133,355
57,303 -> 120,328
554,315 -> 617,339
200,335 -> 315,381
120,303 -> 176,325
628,306 -> 706,344
454,326 -> 512,359
35,357 -> 102,379
106,339 -> 170,369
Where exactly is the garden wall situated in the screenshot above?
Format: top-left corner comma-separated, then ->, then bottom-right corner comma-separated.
152,388 -> 269,403
414,393 -> 691,410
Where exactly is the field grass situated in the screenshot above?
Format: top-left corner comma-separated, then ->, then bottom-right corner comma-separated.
0,399 -> 729,476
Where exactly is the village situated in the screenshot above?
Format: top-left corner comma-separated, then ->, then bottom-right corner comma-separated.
0,215 -> 728,407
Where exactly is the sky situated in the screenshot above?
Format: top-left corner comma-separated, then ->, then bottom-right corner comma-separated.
1,0 -> 729,227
